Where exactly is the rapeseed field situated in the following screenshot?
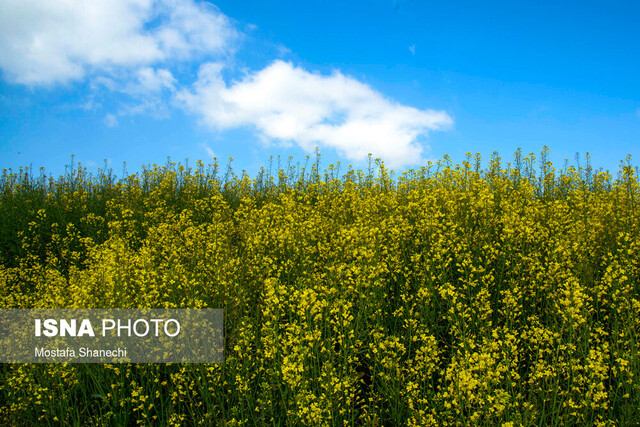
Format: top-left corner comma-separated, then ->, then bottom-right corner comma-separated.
0,147 -> 638,425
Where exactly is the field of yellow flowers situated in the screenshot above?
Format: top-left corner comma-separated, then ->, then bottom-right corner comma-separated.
0,147 -> 638,425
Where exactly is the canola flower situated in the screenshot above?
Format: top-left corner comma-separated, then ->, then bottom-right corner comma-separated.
0,147 -> 638,425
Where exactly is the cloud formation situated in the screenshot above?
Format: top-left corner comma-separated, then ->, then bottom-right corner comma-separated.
178,61 -> 452,167
0,0 -> 236,85
131,68 -> 176,94
104,114 -> 118,128
0,1 -> 453,167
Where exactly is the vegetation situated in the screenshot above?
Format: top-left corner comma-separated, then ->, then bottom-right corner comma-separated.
0,147 -> 638,425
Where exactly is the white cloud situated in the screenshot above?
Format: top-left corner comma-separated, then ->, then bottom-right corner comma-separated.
0,0 -> 236,86
0,2 -> 454,168
130,67 -> 176,94
178,60 -> 452,168
104,113 -> 118,128
117,67 -> 177,117
199,142 -> 215,158
409,45 -> 416,55
90,67 -> 177,121
277,45 -> 292,57
152,0 -> 237,60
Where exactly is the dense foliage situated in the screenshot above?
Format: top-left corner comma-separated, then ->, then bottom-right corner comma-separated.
0,148 -> 638,425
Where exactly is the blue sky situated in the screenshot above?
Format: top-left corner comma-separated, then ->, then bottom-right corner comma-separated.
1,0 -> 639,178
